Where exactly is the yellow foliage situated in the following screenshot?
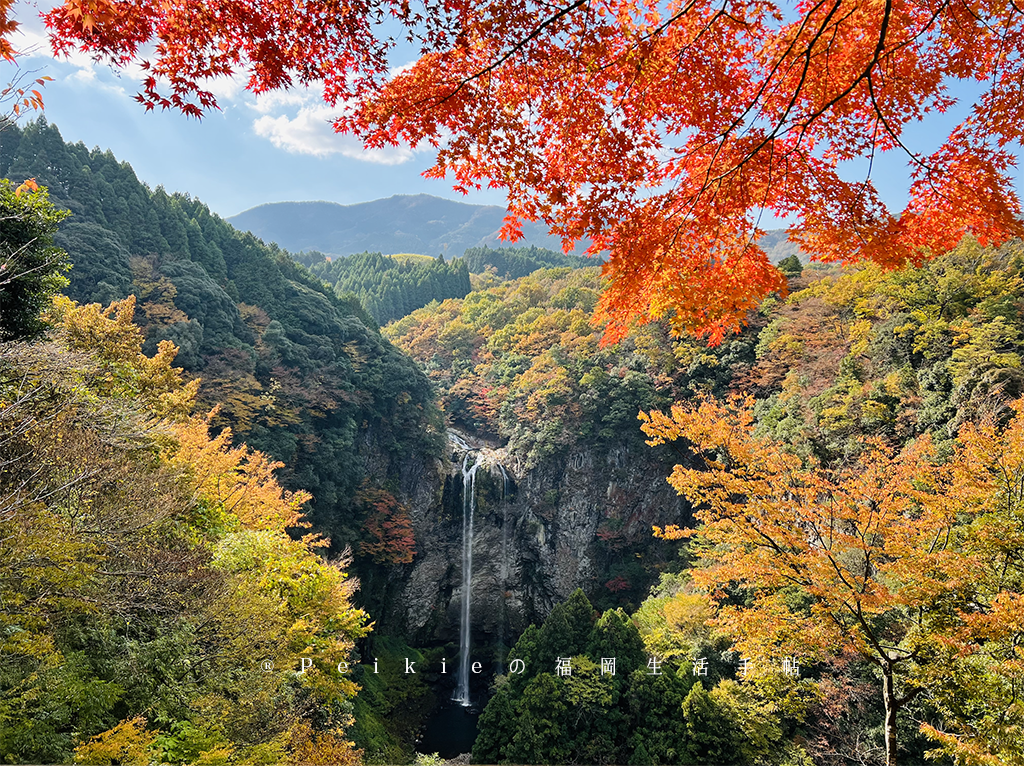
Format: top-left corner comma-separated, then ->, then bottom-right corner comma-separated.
165,411 -> 310,532
129,255 -> 189,328
73,716 -> 157,765
663,591 -> 715,645
48,294 -> 198,419
645,392 -> 1024,764
288,720 -> 363,766
3,296 -> 371,765
193,745 -> 236,766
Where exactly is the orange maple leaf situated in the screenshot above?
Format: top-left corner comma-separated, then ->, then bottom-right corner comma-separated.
14,178 -> 38,197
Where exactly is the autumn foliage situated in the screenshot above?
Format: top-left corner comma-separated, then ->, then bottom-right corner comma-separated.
357,483 -> 417,565
38,0 -> 1024,343
642,394 -> 1024,765
1,287 -> 370,763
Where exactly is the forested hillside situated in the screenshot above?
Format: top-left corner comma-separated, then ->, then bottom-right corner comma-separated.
300,245 -> 593,328
385,266 -> 762,466
459,245 -> 594,280
0,119 -> 443,569
304,250 -> 471,326
730,240 -> 1024,462
4,114 -> 1023,766
0,177 -> 369,762
15,0 -> 1024,759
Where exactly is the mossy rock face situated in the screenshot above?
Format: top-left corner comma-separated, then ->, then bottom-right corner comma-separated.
447,456 -> 514,519
472,465 -> 511,516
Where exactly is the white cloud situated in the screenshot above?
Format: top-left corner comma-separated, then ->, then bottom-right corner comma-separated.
13,5 -> 418,164
10,24 -> 50,60
68,66 -> 96,84
388,60 -> 418,79
249,88 -> 318,115
204,74 -> 247,104
11,12 -> 133,98
252,103 -> 416,164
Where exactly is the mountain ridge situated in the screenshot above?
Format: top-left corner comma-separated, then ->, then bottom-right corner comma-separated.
228,193 -> 804,264
227,193 -> 588,258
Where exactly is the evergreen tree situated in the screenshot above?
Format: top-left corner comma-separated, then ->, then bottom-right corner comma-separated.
535,590 -> 594,672
308,251 -> 471,325
505,674 -> 570,765
588,608 -> 646,677
0,179 -> 69,340
683,681 -> 741,765
627,667 -> 694,764
471,682 -> 516,764
778,254 -> 803,277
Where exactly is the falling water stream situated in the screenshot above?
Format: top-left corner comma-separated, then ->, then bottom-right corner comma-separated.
454,451 -> 484,706
498,464 -> 510,675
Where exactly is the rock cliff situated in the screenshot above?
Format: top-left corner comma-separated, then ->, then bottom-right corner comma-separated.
375,429 -> 690,655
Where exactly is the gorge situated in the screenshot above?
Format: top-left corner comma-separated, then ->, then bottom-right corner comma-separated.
0,120 -> 706,762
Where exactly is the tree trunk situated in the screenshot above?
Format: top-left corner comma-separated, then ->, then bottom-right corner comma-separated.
882,663 -> 898,766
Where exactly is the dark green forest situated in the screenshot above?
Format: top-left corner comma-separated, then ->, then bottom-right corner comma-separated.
300,244 -> 592,327
304,251 -> 471,326
459,245 -> 593,281
472,589 -> 815,766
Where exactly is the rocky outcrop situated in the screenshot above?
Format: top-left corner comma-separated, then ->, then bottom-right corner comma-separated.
380,429 -> 691,653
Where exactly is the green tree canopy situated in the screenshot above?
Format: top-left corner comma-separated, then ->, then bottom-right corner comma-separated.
0,179 -> 69,339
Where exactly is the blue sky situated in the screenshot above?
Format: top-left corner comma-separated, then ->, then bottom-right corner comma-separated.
9,1 -> 1023,225
11,2 -> 512,219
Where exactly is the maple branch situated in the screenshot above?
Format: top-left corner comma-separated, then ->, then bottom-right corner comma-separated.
430,0 -> 591,108
673,0 -> 953,265
662,0 -> 895,251
851,0 -> 1011,224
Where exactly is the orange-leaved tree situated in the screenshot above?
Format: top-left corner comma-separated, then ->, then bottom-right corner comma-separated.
356,483 -> 417,564
912,404 -> 1024,766
641,395 -> 1024,766
38,0 -> 1024,343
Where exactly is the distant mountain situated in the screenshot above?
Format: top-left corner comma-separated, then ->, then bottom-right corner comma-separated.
227,194 -> 587,258
758,228 -> 807,265
228,193 -> 806,265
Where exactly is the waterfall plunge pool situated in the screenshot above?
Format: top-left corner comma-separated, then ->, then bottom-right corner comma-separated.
417,702 -> 480,759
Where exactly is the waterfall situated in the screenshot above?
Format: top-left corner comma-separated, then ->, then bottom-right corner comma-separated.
446,429 -> 514,705
498,464 -> 510,676
499,464 -> 510,500
454,451 -> 483,706
448,430 -> 473,453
